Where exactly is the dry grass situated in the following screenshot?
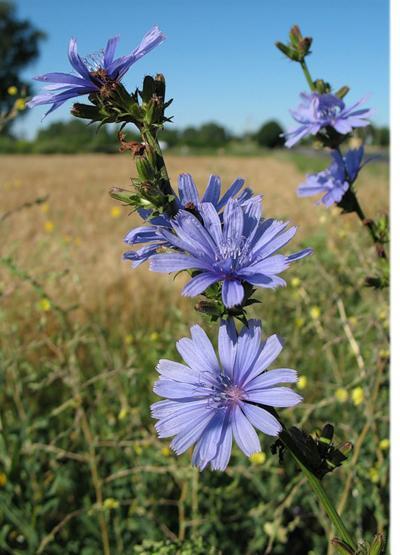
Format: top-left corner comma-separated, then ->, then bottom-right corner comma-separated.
0,153 -> 388,329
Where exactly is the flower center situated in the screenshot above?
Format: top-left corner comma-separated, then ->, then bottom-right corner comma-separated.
207,374 -> 244,408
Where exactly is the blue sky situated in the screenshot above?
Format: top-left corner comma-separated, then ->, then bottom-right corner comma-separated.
14,0 -> 389,138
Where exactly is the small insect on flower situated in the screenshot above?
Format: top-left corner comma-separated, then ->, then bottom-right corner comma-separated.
149,198 -> 311,309
284,92 -> 371,148
151,320 -> 302,471
27,26 -> 165,117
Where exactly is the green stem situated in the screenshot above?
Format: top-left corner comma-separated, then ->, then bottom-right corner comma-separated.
141,125 -> 177,209
300,60 -> 315,91
286,446 -> 356,551
347,189 -> 387,259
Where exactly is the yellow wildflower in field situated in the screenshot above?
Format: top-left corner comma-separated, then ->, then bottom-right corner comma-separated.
352,387 -> 364,406
43,220 -> 54,233
335,388 -> 349,403
295,317 -> 305,328
291,277 -> 301,288
310,306 -> 321,320
161,446 -> 171,457
7,86 -> 17,95
298,376 -> 307,390
379,438 -> 390,451
249,452 -> 266,465
15,98 -> 26,111
150,332 -> 159,342
103,498 -> 120,510
38,298 -> 51,312
111,206 -> 122,218
124,334 -> 134,345
368,467 -> 379,484
118,407 -> 128,421
0,473 -> 7,487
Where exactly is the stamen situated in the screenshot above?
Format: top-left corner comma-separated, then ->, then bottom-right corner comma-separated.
83,49 -> 105,71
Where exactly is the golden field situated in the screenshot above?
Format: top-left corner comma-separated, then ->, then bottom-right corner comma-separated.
0,152 -> 388,329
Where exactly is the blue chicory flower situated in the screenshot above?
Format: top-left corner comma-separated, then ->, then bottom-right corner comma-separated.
149,197 -> 312,308
27,26 -> 165,117
285,92 -> 372,148
151,320 -> 302,471
297,146 -> 365,206
123,173 -> 254,267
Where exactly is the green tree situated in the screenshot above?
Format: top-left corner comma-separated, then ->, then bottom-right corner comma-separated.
0,1 -> 45,130
255,120 -> 285,148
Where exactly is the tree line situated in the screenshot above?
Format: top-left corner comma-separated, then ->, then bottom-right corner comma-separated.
0,118 -> 389,154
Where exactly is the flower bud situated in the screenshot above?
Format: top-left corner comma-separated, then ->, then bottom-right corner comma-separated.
335,86 -> 350,99
71,102 -> 103,122
330,538 -> 354,554
136,156 -> 156,181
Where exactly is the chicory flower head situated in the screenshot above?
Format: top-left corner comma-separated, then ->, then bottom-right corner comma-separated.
149,197 -> 311,308
123,173 -> 253,267
151,320 -> 302,470
27,26 -> 165,117
297,146 -> 365,207
285,92 -> 371,148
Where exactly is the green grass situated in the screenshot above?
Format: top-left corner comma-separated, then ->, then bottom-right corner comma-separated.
0,219 -> 389,554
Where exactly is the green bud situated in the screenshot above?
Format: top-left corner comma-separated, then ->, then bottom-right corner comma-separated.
331,538 -> 355,555
154,73 -> 166,102
71,102 -> 103,122
337,442 -> 353,458
369,533 -> 385,555
314,79 -> 331,94
275,41 -> 295,59
289,25 -> 302,47
335,86 -> 350,99
109,187 -> 134,204
136,156 -> 156,181
142,75 -> 155,103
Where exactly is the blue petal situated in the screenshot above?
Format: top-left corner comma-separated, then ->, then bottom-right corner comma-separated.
231,405 -> 261,456
202,175 -> 221,205
218,320 -> 237,378
182,272 -> 220,297
178,174 -> 200,206
222,279 -> 244,308
246,386 -> 302,407
241,403 -> 282,436
103,35 -> 120,69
